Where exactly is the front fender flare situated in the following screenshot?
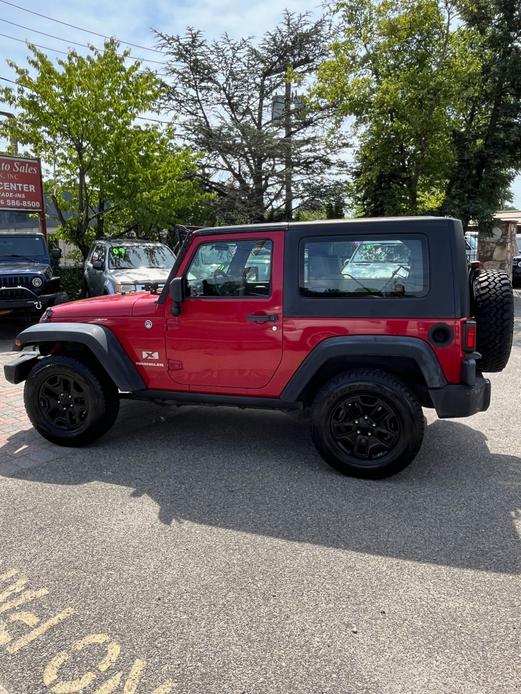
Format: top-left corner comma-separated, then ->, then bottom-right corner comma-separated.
10,322 -> 145,392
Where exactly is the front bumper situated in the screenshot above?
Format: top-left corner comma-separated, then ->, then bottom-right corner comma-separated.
0,289 -> 67,311
4,351 -> 39,384
429,375 -> 491,418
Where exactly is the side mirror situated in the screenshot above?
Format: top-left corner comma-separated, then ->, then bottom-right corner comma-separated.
92,260 -> 104,271
51,248 -> 62,260
169,277 -> 184,315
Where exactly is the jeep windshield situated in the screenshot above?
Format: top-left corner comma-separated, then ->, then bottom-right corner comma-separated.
108,244 -> 175,270
0,235 -> 48,262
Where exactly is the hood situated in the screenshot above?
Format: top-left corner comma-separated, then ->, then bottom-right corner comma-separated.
343,262 -> 409,280
47,292 -> 144,321
0,261 -> 50,275
109,267 -> 170,284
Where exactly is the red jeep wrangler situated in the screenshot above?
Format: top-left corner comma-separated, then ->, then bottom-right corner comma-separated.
4,218 -> 514,478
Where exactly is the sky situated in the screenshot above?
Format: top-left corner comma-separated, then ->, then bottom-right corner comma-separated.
0,0 -> 520,209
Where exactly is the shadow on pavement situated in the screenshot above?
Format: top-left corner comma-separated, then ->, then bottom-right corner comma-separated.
0,314 -> 35,352
1,404 -> 520,575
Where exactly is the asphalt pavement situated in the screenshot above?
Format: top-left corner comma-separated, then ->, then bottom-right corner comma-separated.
0,296 -> 520,693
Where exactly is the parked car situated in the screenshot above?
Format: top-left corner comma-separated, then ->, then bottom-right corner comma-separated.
465,231 -> 478,263
513,233 -> 521,287
6,217 -> 514,479
83,239 -> 176,296
339,239 -> 424,295
0,232 -> 66,314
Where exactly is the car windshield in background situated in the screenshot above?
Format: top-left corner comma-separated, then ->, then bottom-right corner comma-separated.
0,235 -> 47,260
198,244 -> 234,266
465,234 -> 478,250
108,244 -> 175,270
349,241 -> 411,264
516,234 -> 521,254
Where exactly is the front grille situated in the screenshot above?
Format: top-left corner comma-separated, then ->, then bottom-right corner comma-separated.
0,275 -> 37,299
0,275 -> 32,288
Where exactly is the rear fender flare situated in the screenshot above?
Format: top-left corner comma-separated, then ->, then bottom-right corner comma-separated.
280,335 -> 447,402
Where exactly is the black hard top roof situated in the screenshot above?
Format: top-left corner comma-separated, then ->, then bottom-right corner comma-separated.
195,216 -> 457,236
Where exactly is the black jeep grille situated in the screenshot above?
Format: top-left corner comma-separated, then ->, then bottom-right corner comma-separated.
0,275 -> 36,299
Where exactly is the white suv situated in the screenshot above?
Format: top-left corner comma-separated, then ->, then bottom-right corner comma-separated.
84,239 -> 175,296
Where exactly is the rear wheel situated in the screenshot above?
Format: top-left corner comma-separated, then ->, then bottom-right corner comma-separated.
472,269 -> 513,372
311,369 -> 425,479
24,355 -> 120,446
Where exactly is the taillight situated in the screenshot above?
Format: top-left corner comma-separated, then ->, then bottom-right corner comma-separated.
463,319 -> 477,352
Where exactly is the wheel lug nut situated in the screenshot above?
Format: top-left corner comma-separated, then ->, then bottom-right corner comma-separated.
372,423 -> 376,427
368,432 -> 372,436
357,430 -> 361,434
364,416 -> 368,420
355,419 -> 359,424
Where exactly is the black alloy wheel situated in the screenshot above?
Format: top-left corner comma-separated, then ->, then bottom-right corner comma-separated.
329,392 -> 401,461
37,372 -> 90,433
24,355 -> 120,446
311,369 -> 425,478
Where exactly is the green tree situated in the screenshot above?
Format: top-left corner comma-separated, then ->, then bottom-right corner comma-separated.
441,0 -> 521,230
157,12 -> 345,224
315,0 -> 468,216
314,0 -> 521,233
0,41 -> 208,258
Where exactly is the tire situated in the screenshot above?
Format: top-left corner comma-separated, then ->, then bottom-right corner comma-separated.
472,269 -> 514,373
24,355 -> 120,447
311,369 -> 425,479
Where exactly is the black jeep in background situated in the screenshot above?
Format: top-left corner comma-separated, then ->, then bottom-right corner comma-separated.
0,232 -> 67,314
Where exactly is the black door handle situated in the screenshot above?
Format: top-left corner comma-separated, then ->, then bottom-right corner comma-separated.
247,314 -> 278,323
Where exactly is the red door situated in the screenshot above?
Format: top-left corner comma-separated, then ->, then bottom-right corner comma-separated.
165,231 -> 284,391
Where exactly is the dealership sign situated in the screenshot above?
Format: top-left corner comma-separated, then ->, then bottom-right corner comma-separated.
0,155 -> 44,212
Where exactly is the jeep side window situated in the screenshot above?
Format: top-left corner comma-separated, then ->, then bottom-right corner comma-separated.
186,239 -> 273,297
300,236 -> 428,297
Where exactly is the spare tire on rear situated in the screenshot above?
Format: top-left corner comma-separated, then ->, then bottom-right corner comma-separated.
472,269 -> 514,372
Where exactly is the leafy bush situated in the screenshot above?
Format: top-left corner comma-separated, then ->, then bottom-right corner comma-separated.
58,266 -> 84,301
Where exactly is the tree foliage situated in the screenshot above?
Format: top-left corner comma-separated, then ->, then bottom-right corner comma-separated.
441,0 -> 521,228
157,12 -> 346,224
0,41 -> 207,258
315,0 -> 521,226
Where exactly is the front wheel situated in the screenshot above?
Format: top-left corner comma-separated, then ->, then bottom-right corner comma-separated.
311,369 -> 425,479
24,355 -> 120,446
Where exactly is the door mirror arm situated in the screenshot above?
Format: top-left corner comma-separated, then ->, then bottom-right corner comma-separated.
169,277 -> 185,315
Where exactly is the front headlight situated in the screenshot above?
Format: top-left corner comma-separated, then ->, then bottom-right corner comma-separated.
115,283 -> 136,294
32,276 -> 43,288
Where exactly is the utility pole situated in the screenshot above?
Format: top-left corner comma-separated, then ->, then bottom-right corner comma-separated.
284,75 -> 293,222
